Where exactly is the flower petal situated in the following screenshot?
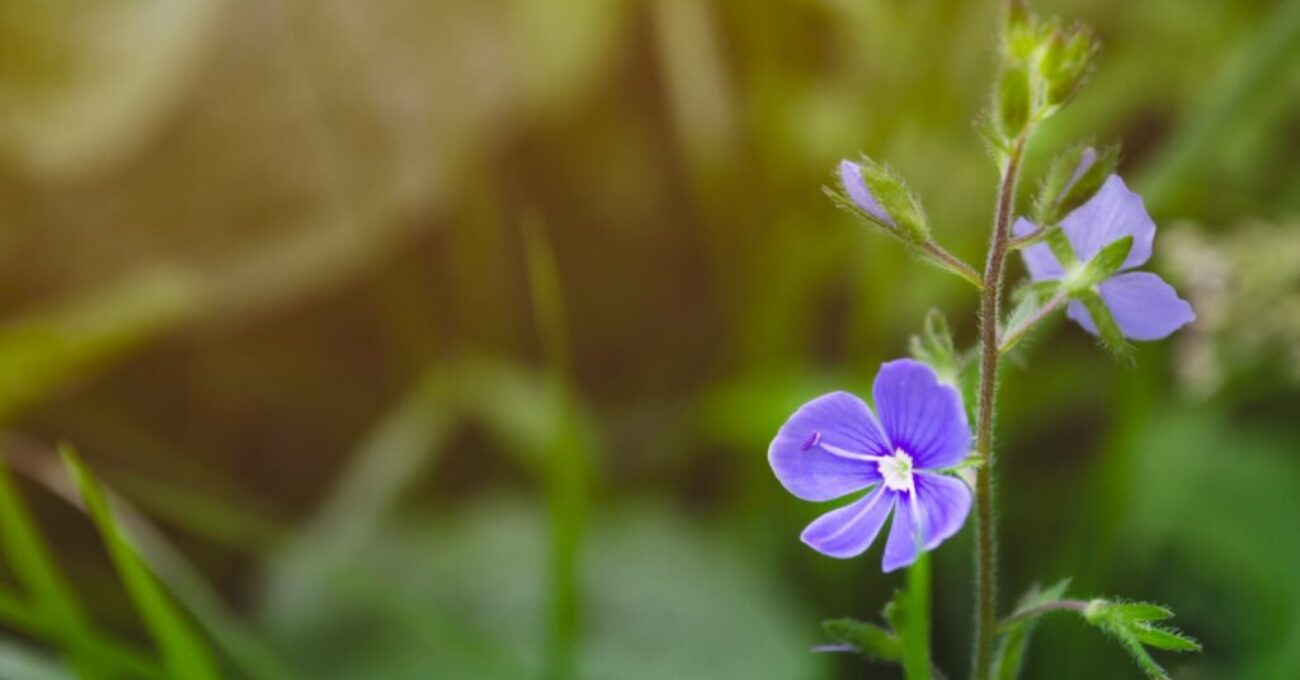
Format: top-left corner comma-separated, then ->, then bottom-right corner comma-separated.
1065,272 -> 1196,341
914,472 -> 972,550
871,360 -> 971,470
882,492 -> 920,572
839,160 -> 894,226
800,486 -> 895,559
1060,175 -> 1154,270
1013,217 -> 1065,281
769,391 -> 890,501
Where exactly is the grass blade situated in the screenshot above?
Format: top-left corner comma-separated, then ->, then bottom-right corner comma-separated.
60,445 -> 221,680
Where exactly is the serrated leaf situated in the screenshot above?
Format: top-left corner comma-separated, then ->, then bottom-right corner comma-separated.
821,619 -> 901,662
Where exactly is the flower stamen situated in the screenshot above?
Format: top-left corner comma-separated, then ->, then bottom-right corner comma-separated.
878,449 -> 915,493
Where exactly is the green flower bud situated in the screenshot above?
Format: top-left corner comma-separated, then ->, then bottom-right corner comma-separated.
996,65 -> 1032,141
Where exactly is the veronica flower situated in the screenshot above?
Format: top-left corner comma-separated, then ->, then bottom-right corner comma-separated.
1016,174 -> 1195,340
769,360 -> 972,571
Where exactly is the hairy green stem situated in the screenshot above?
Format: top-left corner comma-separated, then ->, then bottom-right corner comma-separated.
921,240 -> 986,290
972,136 -> 1026,680
997,292 -> 1067,355
997,599 -> 1090,631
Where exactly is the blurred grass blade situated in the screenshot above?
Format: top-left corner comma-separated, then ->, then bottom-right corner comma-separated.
60,445 -> 221,680
0,584 -> 161,679
0,460 -> 104,677
292,373 -> 452,566
524,218 -> 590,680
0,269 -> 198,421
3,439 -> 289,679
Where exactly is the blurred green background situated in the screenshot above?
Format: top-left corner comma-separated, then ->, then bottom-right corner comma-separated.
0,0 -> 1298,678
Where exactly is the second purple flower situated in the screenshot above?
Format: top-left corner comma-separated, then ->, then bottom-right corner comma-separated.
769,359 -> 972,572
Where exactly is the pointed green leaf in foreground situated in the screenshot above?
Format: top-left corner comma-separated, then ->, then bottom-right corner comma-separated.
61,445 -> 221,680
821,619 -> 901,662
1071,236 -> 1133,291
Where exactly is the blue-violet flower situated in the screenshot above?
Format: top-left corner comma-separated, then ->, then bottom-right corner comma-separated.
1016,174 -> 1195,340
769,359 -> 972,571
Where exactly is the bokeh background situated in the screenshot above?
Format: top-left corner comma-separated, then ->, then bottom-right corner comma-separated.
1,0 -> 1298,678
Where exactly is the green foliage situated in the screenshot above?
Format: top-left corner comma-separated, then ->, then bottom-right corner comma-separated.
1076,290 -> 1133,360
822,618 -> 901,662
1084,599 -> 1201,679
1071,235 -> 1133,291
62,446 -> 221,680
909,309 -> 960,384
992,579 -> 1072,680
818,557 -> 935,679
990,1 -> 1098,149
1031,143 -> 1120,227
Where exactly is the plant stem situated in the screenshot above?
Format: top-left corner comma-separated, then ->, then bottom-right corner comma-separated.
903,553 -> 933,680
921,241 -> 986,290
997,292 -> 1067,355
997,599 -> 1090,631
972,137 -> 1026,680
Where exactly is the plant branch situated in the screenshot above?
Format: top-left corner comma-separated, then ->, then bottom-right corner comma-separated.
997,599 -> 1090,631
1006,223 -> 1055,250
972,135 -> 1027,680
920,241 -> 985,290
997,292 -> 1067,355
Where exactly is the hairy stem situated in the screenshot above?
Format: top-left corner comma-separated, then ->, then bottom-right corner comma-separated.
972,137 -> 1026,680
921,240 -> 985,290
997,599 -> 1090,631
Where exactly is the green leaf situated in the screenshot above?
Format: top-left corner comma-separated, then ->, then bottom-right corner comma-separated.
1110,602 -> 1175,623
61,446 -> 222,680
1073,236 -> 1133,290
1083,599 -> 1200,679
1133,624 -> 1202,652
1076,291 -> 1133,359
821,619 -> 901,662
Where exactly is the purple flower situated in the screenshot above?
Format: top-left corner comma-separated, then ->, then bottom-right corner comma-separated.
1016,174 -> 1195,340
769,359 -> 972,571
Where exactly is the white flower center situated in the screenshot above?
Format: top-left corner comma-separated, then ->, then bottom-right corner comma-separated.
877,449 -> 914,492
